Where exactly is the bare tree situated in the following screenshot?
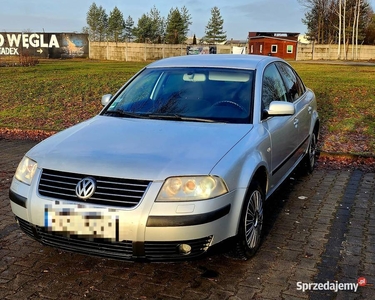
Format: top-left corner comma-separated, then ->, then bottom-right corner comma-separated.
352,0 -> 357,58
300,0 -> 372,50
338,0 -> 342,58
299,0 -> 332,43
343,0 -> 346,59
355,0 -> 361,59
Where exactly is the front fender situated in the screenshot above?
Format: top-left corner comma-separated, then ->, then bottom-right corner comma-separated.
210,124 -> 271,193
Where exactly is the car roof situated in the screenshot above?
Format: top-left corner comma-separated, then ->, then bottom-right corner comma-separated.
146,54 -> 284,70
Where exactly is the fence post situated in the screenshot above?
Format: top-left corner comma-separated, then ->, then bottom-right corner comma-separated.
106,41 -> 109,60
312,40 -> 315,60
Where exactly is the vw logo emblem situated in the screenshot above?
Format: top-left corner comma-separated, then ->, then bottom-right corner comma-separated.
75,177 -> 96,200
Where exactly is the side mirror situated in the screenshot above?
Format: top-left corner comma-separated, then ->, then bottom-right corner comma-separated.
101,94 -> 112,106
263,101 -> 295,118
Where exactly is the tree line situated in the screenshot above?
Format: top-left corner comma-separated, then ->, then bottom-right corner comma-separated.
83,2 -> 227,44
299,0 -> 375,48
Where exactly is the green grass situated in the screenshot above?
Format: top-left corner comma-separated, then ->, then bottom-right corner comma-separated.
0,59 -> 374,155
0,59 -> 146,131
291,62 -> 375,155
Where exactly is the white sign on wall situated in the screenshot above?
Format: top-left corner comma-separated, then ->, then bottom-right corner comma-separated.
0,33 -> 60,55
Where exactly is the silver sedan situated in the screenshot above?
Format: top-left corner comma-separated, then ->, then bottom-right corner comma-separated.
9,54 -> 319,261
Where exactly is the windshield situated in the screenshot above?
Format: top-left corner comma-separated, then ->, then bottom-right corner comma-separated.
103,67 -> 254,124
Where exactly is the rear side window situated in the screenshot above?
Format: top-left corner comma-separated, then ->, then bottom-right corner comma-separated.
275,62 -> 306,102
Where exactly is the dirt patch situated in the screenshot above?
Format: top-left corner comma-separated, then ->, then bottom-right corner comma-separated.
0,128 -> 56,142
317,152 -> 375,172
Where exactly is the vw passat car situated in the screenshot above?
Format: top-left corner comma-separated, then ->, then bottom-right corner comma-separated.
9,54 -> 319,261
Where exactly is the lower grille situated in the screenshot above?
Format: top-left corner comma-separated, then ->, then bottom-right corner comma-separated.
16,217 -> 212,261
37,230 -> 134,260
17,217 -> 36,238
17,217 -> 133,259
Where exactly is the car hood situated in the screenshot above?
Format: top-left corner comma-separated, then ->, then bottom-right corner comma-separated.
28,116 -> 253,181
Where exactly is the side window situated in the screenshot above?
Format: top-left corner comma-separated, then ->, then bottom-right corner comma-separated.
295,75 -> 306,95
276,62 -> 306,102
261,63 -> 288,110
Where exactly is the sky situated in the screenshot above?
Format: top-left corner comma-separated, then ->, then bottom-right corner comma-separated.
1,0 -> 375,40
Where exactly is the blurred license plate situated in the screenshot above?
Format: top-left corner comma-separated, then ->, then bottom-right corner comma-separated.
45,203 -> 118,240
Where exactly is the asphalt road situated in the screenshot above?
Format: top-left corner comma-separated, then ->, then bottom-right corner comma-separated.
1,138 -> 374,299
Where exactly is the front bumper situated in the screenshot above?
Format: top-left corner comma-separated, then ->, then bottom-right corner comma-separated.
15,216 -> 213,261
10,173 -> 246,261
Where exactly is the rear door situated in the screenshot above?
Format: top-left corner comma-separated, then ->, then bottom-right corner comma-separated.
275,62 -> 312,160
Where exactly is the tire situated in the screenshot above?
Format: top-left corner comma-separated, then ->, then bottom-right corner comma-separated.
235,182 -> 264,259
304,130 -> 318,173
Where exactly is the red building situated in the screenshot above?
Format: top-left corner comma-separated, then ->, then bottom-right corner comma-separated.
248,32 -> 299,60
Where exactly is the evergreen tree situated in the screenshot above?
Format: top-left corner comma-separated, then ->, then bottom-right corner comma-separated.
165,7 -> 191,44
133,13 -> 153,43
124,16 -> 135,42
364,13 -> 375,44
96,6 -> 108,42
204,7 -> 227,44
108,7 -> 125,42
165,8 -> 185,44
180,6 -> 192,39
86,2 -> 100,41
134,6 -> 165,43
149,6 -> 165,43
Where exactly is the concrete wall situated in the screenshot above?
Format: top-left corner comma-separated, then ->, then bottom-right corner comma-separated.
90,42 -> 237,61
297,43 -> 375,61
89,41 -> 375,61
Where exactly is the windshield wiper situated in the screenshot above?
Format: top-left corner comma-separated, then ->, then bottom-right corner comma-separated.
148,114 -> 215,123
104,109 -> 148,119
105,110 -> 216,123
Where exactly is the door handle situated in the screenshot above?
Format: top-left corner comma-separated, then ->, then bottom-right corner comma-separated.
293,118 -> 299,128
308,106 -> 312,114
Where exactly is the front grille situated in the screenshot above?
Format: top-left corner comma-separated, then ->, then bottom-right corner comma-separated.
38,169 -> 151,208
16,217 -> 212,261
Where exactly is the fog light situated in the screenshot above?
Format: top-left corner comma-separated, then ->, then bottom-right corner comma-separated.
177,244 -> 192,255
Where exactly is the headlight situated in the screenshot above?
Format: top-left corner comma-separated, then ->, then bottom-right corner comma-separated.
156,176 -> 228,201
15,156 -> 37,185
